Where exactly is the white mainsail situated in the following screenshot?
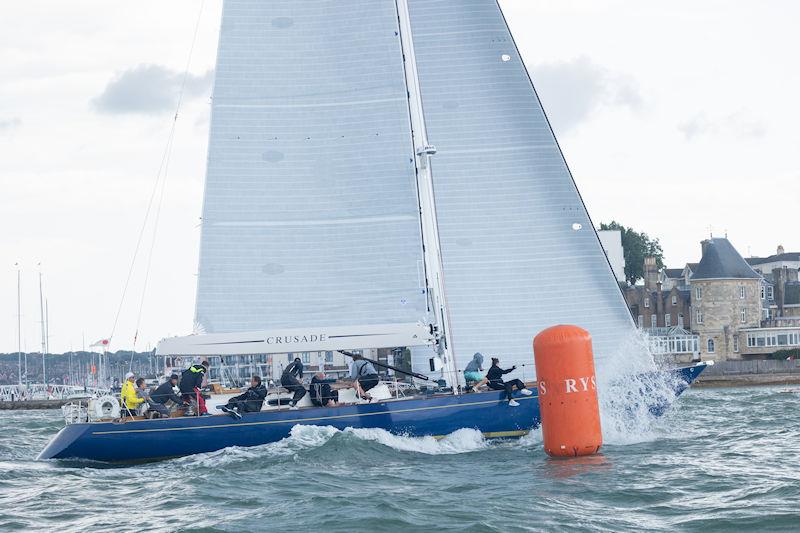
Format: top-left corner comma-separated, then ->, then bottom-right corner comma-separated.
194,0 -> 431,335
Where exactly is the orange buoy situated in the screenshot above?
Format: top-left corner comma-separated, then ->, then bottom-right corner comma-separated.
533,325 -> 602,457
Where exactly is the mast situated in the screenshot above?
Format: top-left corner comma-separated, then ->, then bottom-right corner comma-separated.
395,0 -> 459,389
38,268 -> 46,385
16,264 -> 22,385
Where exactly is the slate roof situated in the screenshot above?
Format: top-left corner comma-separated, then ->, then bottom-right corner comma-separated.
747,252 -> 800,265
663,268 -> 683,279
692,238 -> 762,280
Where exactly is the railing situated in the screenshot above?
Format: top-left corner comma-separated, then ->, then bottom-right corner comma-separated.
0,384 -> 108,402
643,330 -> 699,355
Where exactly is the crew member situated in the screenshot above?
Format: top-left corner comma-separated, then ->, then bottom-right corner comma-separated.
281,357 -> 306,409
135,377 -> 170,418
221,375 -> 267,418
121,371 -> 144,415
309,372 -> 339,407
180,360 -> 210,415
350,353 -> 379,400
464,352 -> 487,391
150,374 -> 184,414
486,357 -> 532,406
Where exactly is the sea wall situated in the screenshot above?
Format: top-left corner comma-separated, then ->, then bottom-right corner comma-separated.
695,359 -> 800,387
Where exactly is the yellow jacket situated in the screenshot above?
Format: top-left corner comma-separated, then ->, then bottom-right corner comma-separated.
121,380 -> 144,409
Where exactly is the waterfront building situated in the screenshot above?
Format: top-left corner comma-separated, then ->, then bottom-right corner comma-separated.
690,238 -> 762,361
747,245 -> 800,274
623,257 -> 692,331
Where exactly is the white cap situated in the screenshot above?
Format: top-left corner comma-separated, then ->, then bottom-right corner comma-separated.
125,372 -> 135,380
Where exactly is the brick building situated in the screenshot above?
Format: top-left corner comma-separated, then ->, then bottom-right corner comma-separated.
624,257 -> 691,331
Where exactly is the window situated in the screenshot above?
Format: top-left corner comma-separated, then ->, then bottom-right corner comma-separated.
696,308 -> 703,324
678,314 -> 685,328
767,286 -> 774,300
696,286 -> 703,300
707,338 -> 715,353
665,314 -> 671,327
651,315 -> 657,328
301,352 -> 311,364
672,295 -> 677,306
740,308 -> 746,323
325,351 -> 334,363
637,315 -> 643,328
287,353 -> 294,361
739,286 -> 746,299
733,336 -> 739,352
644,297 -> 650,308
761,286 -> 766,300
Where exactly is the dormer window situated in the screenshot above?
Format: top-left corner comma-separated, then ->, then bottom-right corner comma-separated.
671,295 -> 677,305
644,298 -> 650,308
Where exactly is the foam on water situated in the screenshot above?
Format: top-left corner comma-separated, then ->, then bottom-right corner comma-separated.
596,329 -> 683,445
4,390 -> 800,532
344,427 -> 486,455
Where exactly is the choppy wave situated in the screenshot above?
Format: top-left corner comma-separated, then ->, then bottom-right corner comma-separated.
2,386 -> 800,532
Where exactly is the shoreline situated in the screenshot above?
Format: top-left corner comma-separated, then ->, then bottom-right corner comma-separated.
693,373 -> 800,388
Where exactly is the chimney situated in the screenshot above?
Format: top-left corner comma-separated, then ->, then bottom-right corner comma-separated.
777,244 -> 785,255
644,256 -> 658,291
701,239 -> 712,256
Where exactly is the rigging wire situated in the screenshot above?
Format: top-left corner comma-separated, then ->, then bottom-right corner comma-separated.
107,0 -> 207,371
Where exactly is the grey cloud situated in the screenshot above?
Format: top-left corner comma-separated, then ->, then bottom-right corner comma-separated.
91,64 -> 213,115
532,56 -> 643,134
678,111 -> 766,140
0,117 -> 22,131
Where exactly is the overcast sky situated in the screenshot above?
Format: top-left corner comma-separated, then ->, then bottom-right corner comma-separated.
1,1 -> 798,354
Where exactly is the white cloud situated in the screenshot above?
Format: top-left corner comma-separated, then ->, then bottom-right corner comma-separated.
91,64 -> 213,114
0,117 -> 21,131
532,56 -> 643,134
678,111 -> 767,141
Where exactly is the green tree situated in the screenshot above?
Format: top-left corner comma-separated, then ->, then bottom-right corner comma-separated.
599,221 -> 664,285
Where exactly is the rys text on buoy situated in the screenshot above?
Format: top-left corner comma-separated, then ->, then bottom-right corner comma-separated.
538,376 -> 596,395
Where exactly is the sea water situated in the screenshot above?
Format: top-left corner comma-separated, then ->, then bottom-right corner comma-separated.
1,386 -> 799,532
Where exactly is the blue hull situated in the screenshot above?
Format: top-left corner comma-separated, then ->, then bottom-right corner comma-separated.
38,363 -> 708,462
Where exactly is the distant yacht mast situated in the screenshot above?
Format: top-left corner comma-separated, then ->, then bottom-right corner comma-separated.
16,264 -> 22,385
38,267 -> 46,385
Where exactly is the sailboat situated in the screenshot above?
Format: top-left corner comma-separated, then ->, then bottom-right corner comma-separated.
39,0 -> 708,462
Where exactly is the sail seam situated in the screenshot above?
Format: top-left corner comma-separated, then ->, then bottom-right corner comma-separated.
210,215 -> 418,227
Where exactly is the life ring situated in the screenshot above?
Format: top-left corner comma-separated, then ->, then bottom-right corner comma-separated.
89,395 -> 121,420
